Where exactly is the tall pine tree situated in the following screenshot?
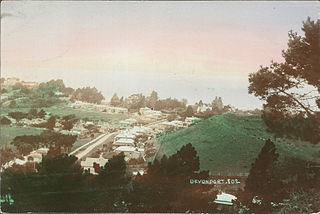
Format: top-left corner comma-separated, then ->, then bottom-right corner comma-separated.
241,139 -> 282,213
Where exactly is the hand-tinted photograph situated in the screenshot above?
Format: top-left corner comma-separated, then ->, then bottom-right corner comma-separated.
1,1 -> 319,213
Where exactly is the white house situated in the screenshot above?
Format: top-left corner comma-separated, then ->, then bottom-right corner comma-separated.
139,107 -> 162,120
214,192 -> 237,206
114,133 -> 136,143
127,126 -> 152,136
113,138 -> 135,148
185,117 -> 201,125
114,146 -> 143,159
161,120 -> 184,129
132,169 -> 146,176
197,104 -> 212,113
80,155 -> 108,174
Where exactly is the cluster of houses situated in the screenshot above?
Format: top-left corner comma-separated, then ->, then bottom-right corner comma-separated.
80,154 -> 108,175
2,148 -> 49,170
1,77 -> 39,89
159,116 -> 201,130
112,126 -> 152,159
139,107 -> 163,120
69,101 -> 128,114
79,125 -> 152,175
196,96 -> 224,113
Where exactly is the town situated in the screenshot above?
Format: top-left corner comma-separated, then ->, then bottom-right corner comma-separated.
0,77 -> 231,176
1,2 -> 319,213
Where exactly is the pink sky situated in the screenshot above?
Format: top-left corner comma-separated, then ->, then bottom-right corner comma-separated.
2,1 -> 318,77
1,1 -> 319,108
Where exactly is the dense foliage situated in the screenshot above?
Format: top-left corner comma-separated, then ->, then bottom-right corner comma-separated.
1,144 -> 217,213
248,18 -> 320,143
110,91 -> 187,111
11,130 -> 77,155
71,87 -> 105,104
238,139 -> 282,213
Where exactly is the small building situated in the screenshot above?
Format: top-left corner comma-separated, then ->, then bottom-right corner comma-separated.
4,77 -> 20,86
60,129 -> 81,135
127,126 -> 152,136
114,133 -> 136,143
185,117 -> 201,125
35,148 -> 49,155
214,192 -> 237,206
132,169 -> 146,176
21,81 -> 39,89
114,146 -> 143,159
197,104 -> 212,113
26,148 -> 49,163
26,153 -> 42,163
139,107 -> 162,120
161,120 -> 184,129
119,118 -> 137,128
15,158 -> 27,165
80,155 -> 108,174
101,106 -> 128,114
113,138 -> 135,149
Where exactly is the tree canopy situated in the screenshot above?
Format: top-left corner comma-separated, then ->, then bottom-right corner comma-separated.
248,17 -> 320,143
239,139 -> 282,213
129,143 -> 216,213
71,87 -> 105,104
1,154 -> 88,212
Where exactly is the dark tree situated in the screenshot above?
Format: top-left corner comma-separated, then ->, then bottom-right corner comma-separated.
37,109 -> 46,118
28,108 -> 38,118
39,79 -> 65,92
46,116 -> 56,130
185,105 -> 194,117
1,154 -> 89,212
146,90 -> 158,109
94,153 -> 132,212
61,114 -> 77,131
11,131 -> 77,155
71,87 -> 105,104
61,87 -> 74,96
8,111 -> 28,121
62,120 -> 74,130
129,143 -> 216,213
248,18 -> 320,143
1,88 -> 8,93
0,148 -> 20,164
1,116 -> 11,125
239,139 -> 282,213
110,93 -> 121,106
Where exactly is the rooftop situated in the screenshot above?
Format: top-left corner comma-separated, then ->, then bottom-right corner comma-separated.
214,192 -> 237,206
114,138 -> 135,145
115,146 -> 138,152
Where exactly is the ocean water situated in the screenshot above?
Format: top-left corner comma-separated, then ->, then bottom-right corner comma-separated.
5,69 -> 264,110
66,70 -> 263,110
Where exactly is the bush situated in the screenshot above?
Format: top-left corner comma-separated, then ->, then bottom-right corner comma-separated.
1,117 -> 11,125
8,111 -> 28,121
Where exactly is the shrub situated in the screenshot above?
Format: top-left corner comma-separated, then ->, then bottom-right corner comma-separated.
1,117 -> 11,125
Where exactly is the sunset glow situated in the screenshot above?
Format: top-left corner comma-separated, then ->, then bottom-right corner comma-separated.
1,1 -> 319,108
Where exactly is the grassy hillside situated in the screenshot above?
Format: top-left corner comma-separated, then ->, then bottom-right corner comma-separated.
1,104 -> 128,149
1,104 -> 128,124
0,126 -> 45,149
157,113 -> 320,175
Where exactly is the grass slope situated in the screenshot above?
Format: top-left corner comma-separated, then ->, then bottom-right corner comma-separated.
0,126 -> 45,148
1,104 -> 128,124
157,113 -> 319,175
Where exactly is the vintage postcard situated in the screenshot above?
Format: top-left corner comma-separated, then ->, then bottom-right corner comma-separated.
1,1 -> 319,213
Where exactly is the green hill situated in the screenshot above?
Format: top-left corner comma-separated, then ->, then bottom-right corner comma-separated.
157,113 -> 319,175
